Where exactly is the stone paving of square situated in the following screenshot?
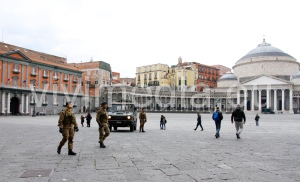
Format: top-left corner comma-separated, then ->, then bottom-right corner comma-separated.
0,112 -> 299,182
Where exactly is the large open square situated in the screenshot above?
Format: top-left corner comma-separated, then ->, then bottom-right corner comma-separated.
0,113 -> 299,182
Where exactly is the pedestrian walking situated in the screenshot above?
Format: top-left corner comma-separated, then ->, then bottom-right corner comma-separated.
57,102 -> 79,155
231,104 -> 246,139
139,108 -> 147,132
96,102 -> 110,148
160,115 -> 166,130
80,115 -> 85,127
255,114 -> 260,126
194,113 -> 203,131
212,107 -> 223,138
86,113 -> 92,127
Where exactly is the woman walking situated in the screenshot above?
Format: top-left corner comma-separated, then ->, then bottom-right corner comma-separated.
160,115 -> 166,130
86,113 -> 92,127
80,115 -> 85,127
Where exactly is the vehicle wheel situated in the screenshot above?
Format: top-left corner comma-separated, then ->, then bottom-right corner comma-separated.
130,125 -> 134,132
114,126 -> 118,131
109,125 -> 112,131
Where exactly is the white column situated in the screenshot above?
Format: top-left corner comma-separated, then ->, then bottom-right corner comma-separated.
282,89 -> 285,111
25,94 -> 29,114
7,93 -> 10,114
237,91 -> 240,105
251,90 -> 255,111
266,89 -> 270,109
19,94 -> 24,114
1,93 -> 5,114
274,89 -> 277,112
289,89 -> 293,113
258,90 -> 262,112
207,97 -> 210,111
244,90 -> 247,110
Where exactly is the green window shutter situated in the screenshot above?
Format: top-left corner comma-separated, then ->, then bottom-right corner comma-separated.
179,80 -> 181,85
185,80 -> 187,85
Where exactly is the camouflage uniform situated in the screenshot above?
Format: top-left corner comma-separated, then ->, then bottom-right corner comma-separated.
96,107 -> 110,143
139,111 -> 147,131
58,109 -> 78,150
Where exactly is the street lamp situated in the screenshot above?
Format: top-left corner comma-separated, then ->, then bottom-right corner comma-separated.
32,83 -> 36,117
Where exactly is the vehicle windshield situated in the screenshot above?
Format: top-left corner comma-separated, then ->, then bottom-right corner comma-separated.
109,104 -> 134,112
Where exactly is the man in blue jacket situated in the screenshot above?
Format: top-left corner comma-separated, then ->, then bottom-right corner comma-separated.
212,107 -> 223,138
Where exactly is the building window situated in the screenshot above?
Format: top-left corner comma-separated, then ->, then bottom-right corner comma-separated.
96,70 -> 98,75
185,72 -> 187,77
72,86 -> 77,93
155,65 -> 157,71
64,84 -> 68,92
13,76 -> 18,87
13,63 -> 20,73
154,73 -> 157,79
87,80 -> 91,85
138,75 -> 140,81
149,73 -> 152,79
54,72 -> 59,80
53,97 -> 58,105
164,66 -> 166,71
178,71 -> 181,78
179,80 -> 181,85
31,67 -> 37,76
64,73 -> 69,81
149,66 -> 152,71
138,68 -> 140,73
42,96 -> 47,104
53,83 -> 58,92
87,70 -> 91,76
195,73 -> 197,79
43,70 -> 49,78
42,81 -> 48,90
95,80 -> 98,84
172,75 -> 175,81
185,80 -> 187,85
145,67 -> 147,72
144,74 -> 147,80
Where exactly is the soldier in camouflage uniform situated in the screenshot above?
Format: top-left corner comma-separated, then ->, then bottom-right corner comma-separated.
57,102 -> 79,155
96,102 -> 110,148
139,107 -> 147,132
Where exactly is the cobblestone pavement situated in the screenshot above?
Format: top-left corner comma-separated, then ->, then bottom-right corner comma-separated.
0,113 -> 299,182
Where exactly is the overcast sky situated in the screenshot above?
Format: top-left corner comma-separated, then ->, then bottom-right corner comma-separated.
1,0 -> 300,77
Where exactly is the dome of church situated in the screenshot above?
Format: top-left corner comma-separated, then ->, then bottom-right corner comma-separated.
218,72 -> 238,81
238,39 -> 294,61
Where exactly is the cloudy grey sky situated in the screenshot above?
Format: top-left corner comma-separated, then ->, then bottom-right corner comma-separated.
1,0 -> 300,77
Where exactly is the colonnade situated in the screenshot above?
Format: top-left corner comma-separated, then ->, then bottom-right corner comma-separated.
1,93 -> 29,115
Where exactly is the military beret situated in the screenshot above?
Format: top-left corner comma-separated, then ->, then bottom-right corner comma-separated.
66,101 -> 72,106
101,102 -> 107,105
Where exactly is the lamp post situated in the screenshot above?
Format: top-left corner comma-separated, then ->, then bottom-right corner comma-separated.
32,83 -> 36,117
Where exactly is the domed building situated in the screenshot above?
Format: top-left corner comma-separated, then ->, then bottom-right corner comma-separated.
214,39 -> 300,113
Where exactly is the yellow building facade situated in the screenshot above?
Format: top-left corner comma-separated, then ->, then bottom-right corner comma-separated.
136,63 -> 198,91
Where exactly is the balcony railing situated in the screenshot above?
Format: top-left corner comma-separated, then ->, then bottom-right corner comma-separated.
63,78 -> 69,82
42,102 -> 48,106
43,74 -> 49,78
53,76 -> 59,81
73,79 -> 78,83
31,72 -> 37,77
13,69 -> 20,74
53,103 -> 59,106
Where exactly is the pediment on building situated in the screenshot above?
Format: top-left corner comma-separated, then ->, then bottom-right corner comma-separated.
242,75 -> 291,85
2,50 -> 30,60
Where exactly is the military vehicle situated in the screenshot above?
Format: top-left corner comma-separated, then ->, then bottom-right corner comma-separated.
107,101 -> 137,132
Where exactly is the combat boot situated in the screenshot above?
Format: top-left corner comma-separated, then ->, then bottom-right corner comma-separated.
68,149 -> 77,155
100,142 -> 106,148
57,146 -> 61,154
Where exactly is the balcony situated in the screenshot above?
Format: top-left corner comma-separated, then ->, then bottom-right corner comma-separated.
73,79 -> 78,83
148,78 -> 152,80
13,69 -> 20,74
89,84 -> 95,88
42,74 -> 49,78
63,78 -> 69,82
144,78 -> 147,80
31,72 -> 37,77
53,76 -> 59,81
42,102 -> 48,106
53,103 -> 59,106
73,104 -> 77,108
154,77 -> 157,80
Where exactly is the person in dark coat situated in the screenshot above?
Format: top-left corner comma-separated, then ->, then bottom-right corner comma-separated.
231,105 -> 246,139
80,115 -> 85,127
255,114 -> 260,126
86,113 -> 92,127
194,113 -> 203,131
